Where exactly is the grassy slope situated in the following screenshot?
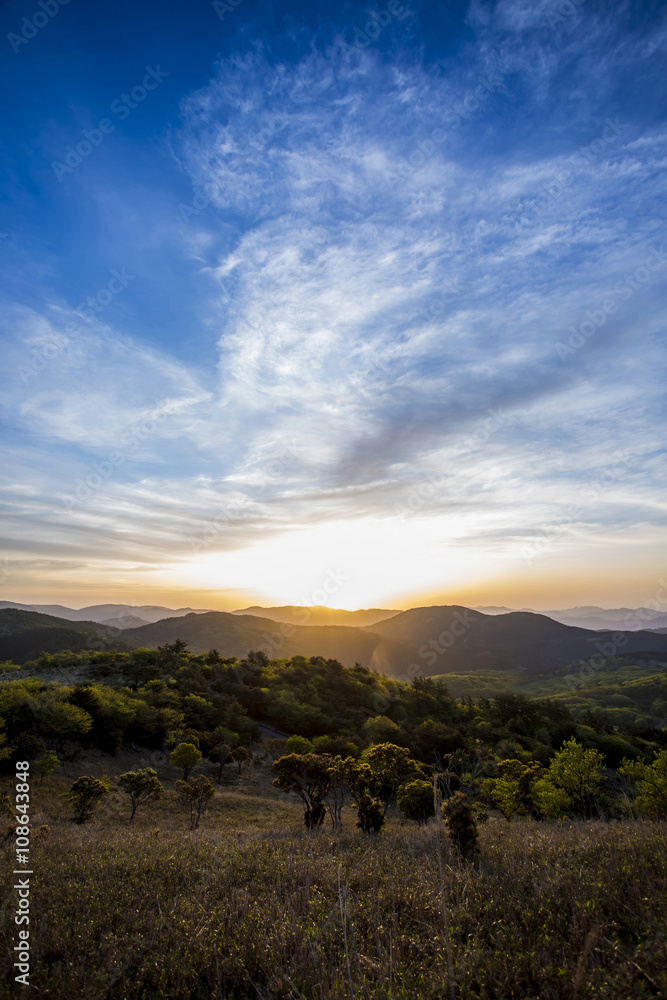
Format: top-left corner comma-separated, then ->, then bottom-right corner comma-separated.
1,755 -> 666,999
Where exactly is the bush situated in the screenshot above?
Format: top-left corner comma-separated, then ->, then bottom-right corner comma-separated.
397,779 -> 435,825
442,792 -> 478,859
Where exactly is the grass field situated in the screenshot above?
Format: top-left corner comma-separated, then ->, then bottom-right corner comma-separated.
1,754 -> 666,999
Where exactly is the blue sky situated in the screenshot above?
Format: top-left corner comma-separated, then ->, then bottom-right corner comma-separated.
0,0 -> 666,611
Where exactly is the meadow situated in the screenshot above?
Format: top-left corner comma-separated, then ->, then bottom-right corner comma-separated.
1,754 -> 666,1000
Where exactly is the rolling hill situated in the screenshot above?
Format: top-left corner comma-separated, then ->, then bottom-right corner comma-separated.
2,604 -> 667,680
0,609 -> 133,663
123,611 -> 416,674
365,606 -> 667,676
230,605 -> 399,627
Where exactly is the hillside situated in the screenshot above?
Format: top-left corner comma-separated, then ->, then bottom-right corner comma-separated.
123,611 -> 416,674
0,609 -> 133,663
366,605 -> 667,675
230,605 -> 400,627
0,601 -> 214,626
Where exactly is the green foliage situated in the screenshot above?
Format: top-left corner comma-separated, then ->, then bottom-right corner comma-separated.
65,775 -> 110,824
230,745 -> 251,776
397,779 -> 435,825
169,742 -> 202,780
620,750 -> 667,818
118,768 -> 164,825
531,777 -> 572,819
273,753 -> 332,829
361,743 -> 424,809
361,715 -> 403,745
442,791 -> 479,859
486,759 -> 543,821
285,734 -> 314,755
40,700 -> 94,753
175,774 -> 216,829
546,738 -> 606,815
33,750 -> 60,784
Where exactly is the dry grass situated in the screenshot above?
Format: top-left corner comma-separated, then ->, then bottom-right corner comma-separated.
1,761 -> 666,999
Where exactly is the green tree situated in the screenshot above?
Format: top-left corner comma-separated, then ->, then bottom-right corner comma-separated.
361,715 -> 402,745
547,738 -> 605,815
230,745 -> 251,776
397,779 -> 435,825
40,701 -> 93,753
65,775 -> 110,824
175,775 -> 216,830
118,768 -> 164,825
285,734 -> 314,755
531,776 -> 571,819
169,742 -> 202,780
338,757 -> 385,834
273,753 -> 331,829
361,743 -> 424,810
619,750 -> 667,818
487,759 -> 542,821
33,750 -> 60,784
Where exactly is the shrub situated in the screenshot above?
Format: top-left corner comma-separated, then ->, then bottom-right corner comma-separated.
170,742 -> 203,780
442,792 -> 478,859
65,775 -> 110,824
397,779 -> 435,825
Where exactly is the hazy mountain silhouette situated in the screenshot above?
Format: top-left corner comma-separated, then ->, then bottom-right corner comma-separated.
3,604 -> 667,677
230,606 -> 400,627
0,609 -> 132,663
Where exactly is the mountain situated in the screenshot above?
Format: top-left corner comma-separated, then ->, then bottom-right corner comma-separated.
123,611 -> 416,675
0,609 -> 132,663
474,604 -> 667,632
544,607 -> 667,632
365,606 -> 667,676
2,604 -> 666,679
0,601 -> 214,626
230,605 -> 400,628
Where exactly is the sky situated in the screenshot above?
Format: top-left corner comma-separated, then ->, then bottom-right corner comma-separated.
0,0 -> 666,613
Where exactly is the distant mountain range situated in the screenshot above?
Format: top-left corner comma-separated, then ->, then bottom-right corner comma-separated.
3,604 -> 666,677
2,599 -> 664,633
230,606 -> 400,627
0,601 -> 213,629
475,605 -> 667,632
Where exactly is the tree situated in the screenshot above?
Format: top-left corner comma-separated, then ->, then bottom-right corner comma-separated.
361,715 -> 402,745
230,746 -> 251,776
442,792 -> 479,859
486,759 -> 542,821
361,743 -> 425,810
65,775 -> 110,824
210,742 -> 231,784
547,738 -> 605,815
619,750 -> 667,818
338,757 -> 385,834
40,701 -> 93,753
285,735 -> 314,755
169,742 -> 202,780
118,768 -> 164,825
273,753 -> 331,829
175,775 -> 216,830
397,779 -> 435,825
33,750 -> 60,785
